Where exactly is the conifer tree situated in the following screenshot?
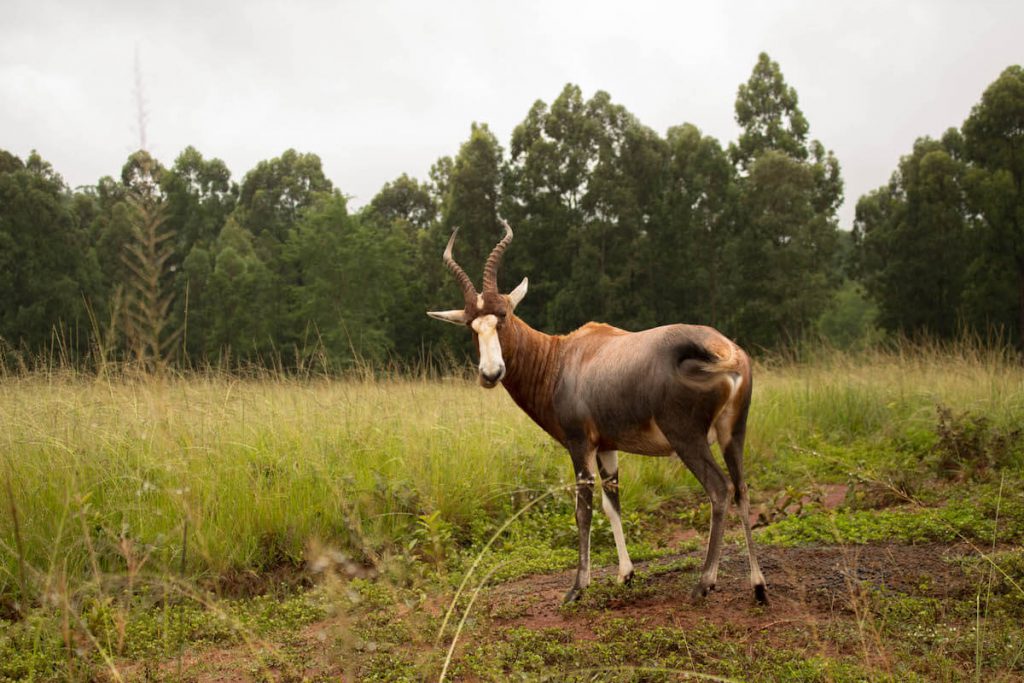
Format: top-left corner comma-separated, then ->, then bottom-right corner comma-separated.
119,151 -> 182,371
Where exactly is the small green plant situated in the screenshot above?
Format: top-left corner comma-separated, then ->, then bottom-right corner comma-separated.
414,510 -> 455,572
932,405 -> 1022,481
754,484 -> 824,526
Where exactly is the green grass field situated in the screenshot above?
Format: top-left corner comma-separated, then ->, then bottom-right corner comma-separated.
1,343 -> 1023,681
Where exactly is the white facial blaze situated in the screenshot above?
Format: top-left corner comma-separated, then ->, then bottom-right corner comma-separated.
471,314 -> 505,384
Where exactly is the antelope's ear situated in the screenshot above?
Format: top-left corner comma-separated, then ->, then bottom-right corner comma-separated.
427,309 -> 468,325
508,277 -> 528,310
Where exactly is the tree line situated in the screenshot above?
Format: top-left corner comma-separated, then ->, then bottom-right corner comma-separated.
1,55 -> 1021,371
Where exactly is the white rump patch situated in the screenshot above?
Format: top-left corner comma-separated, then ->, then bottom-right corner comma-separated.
710,371 -> 743,446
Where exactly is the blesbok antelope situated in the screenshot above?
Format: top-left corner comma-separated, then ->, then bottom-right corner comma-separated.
427,220 -> 767,605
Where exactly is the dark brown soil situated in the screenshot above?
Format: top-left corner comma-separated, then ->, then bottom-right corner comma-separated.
484,541 -> 977,639
115,540 -> 985,681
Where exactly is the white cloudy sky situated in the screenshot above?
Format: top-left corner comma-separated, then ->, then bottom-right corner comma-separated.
2,0 -> 1022,228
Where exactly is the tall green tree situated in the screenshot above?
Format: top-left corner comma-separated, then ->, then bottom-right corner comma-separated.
231,150 -> 334,357
649,123 -> 735,327
88,175 -> 133,309
234,149 -> 333,250
728,151 -> 840,344
162,146 -> 236,259
421,124 -> 505,360
201,217 -> 274,361
0,151 -> 101,356
434,123 -> 504,286
119,151 -> 182,370
362,174 -> 440,360
731,52 -> 811,169
503,90 -> 591,328
367,173 -> 437,232
503,85 -> 667,332
853,134 -> 972,337
161,147 -> 237,357
726,53 -> 843,347
287,194 -> 405,366
962,65 -> 1024,343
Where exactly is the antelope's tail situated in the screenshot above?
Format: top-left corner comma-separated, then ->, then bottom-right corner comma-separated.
675,337 -> 748,391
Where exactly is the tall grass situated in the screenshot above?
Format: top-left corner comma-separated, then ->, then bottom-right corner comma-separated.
747,339 -> 1024,486
1,339 -> 1022,613
0,375 -> 550,605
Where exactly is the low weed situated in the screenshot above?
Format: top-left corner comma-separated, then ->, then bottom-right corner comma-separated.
758,489 -> 1024,547
932,405 -> 1024,481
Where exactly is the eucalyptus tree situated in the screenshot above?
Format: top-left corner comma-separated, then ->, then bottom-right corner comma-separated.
433,123 -> 504,286
962,65 -> 1024,343
162,147 -> 236,258
853,134 -> 971,337
286,194 -> 407,366
160,147 -> 237,358
0,150 -> 100,356
201,216 -> 275,361
727,53 -> 843,348
421,123 -> 506,359
503,84 -> 667,333
231,149 -> 334,359
651,123 -> 735,328
362,173 -> 441,360
731,53 -> 810,169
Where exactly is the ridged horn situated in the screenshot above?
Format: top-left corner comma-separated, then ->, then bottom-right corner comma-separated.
443,227 -> 477,304
482,218 -> 514,293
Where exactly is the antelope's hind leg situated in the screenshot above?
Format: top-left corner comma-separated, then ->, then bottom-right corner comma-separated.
719,424 -> 768,604
564,442 -> 597,604
667,432 -> 731,601
598,450 -> 635,585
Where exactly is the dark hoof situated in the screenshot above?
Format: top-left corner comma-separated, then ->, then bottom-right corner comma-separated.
563,586 -> 584,604
621,570 -> 635,586
690,583 -> 714,603
754,584 -> 769,605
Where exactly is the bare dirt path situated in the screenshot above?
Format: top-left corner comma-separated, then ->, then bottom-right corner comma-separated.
119,539 -> 982,682
485,541 -> 975,634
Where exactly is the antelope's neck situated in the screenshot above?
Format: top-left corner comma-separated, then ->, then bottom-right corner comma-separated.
499,315 -> 564,443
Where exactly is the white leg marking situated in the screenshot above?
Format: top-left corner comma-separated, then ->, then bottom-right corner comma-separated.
598,450 -> 634,582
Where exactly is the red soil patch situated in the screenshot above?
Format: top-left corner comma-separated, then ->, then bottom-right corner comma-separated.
114,523 -> 985,681
485,540 -> 976,641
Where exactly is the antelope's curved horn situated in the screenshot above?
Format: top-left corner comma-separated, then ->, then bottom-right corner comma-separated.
482,218 -> 514,293
443,227 -> 477,304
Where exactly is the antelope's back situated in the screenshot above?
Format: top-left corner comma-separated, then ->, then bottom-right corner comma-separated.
553,323 -> 747,450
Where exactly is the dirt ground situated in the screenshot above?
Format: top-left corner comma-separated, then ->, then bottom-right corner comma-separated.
124,538 -> 983,682
483,541 -> 976,636
114,480 -> 995,681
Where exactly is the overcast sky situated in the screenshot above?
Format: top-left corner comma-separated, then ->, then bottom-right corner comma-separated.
2,0 -> 1022,229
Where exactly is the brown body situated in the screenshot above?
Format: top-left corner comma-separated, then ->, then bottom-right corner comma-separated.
428,221 -> 767,604
499,318 -> 752,456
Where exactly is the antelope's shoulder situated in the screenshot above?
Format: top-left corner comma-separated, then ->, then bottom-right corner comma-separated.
569,321 -> 630,339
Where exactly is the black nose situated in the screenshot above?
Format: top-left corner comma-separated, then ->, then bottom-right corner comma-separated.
481,369 -> 503,384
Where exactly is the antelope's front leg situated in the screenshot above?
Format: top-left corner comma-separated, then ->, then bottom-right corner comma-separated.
598,450 -> 635,585
564,443 -> 597,604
